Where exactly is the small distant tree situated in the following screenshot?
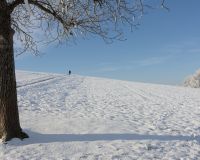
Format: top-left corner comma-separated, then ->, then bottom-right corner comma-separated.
0,0 -> 167,141
184,69 -> 200,88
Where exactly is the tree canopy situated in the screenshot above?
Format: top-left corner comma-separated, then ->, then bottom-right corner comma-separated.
6,0 -> 167,55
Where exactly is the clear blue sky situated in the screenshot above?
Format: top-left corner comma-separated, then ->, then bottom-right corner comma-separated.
15,0 -> 200,85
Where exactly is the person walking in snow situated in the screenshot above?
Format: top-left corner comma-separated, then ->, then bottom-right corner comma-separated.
69,70 -> 71,75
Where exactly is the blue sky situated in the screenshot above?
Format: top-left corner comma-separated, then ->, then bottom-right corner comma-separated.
15,0 -> 200,85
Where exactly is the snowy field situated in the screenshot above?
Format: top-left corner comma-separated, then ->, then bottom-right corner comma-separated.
1,70 -> 200,159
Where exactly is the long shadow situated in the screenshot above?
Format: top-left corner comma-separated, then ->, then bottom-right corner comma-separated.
8,130 -> 200,146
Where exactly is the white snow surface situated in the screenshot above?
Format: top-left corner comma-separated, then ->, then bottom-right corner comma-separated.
1,70 -> 200,159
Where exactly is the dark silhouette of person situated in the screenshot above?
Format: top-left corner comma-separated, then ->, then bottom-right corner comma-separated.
69,70 -> 71,75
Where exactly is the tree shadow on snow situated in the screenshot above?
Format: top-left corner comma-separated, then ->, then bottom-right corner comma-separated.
8,130 -> 200,146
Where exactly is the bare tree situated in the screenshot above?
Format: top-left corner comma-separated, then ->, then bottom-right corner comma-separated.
0,0 -> 167,141
184,69 -> 200,88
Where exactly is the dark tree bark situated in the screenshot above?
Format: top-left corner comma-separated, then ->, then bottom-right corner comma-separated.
0,1 -> 28,141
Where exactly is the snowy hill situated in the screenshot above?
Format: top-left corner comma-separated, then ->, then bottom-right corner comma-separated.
1,70 -> 200,159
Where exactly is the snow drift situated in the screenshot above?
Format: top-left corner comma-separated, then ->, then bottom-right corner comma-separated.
1,70 -> 200,159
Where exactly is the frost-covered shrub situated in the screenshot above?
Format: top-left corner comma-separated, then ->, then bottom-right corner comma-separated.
184,69 -> 200,88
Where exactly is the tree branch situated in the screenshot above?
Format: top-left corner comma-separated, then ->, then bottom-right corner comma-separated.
29,1 -> 65,26
9,0 -> 68,30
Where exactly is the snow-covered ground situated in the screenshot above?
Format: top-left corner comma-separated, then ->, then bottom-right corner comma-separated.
1,70 -> 200,159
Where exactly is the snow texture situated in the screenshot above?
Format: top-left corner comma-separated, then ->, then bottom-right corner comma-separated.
24,0 -> 33,16
1,70 -> 200,159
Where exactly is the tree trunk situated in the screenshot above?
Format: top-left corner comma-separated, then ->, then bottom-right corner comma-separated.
0,5 -> 28,141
